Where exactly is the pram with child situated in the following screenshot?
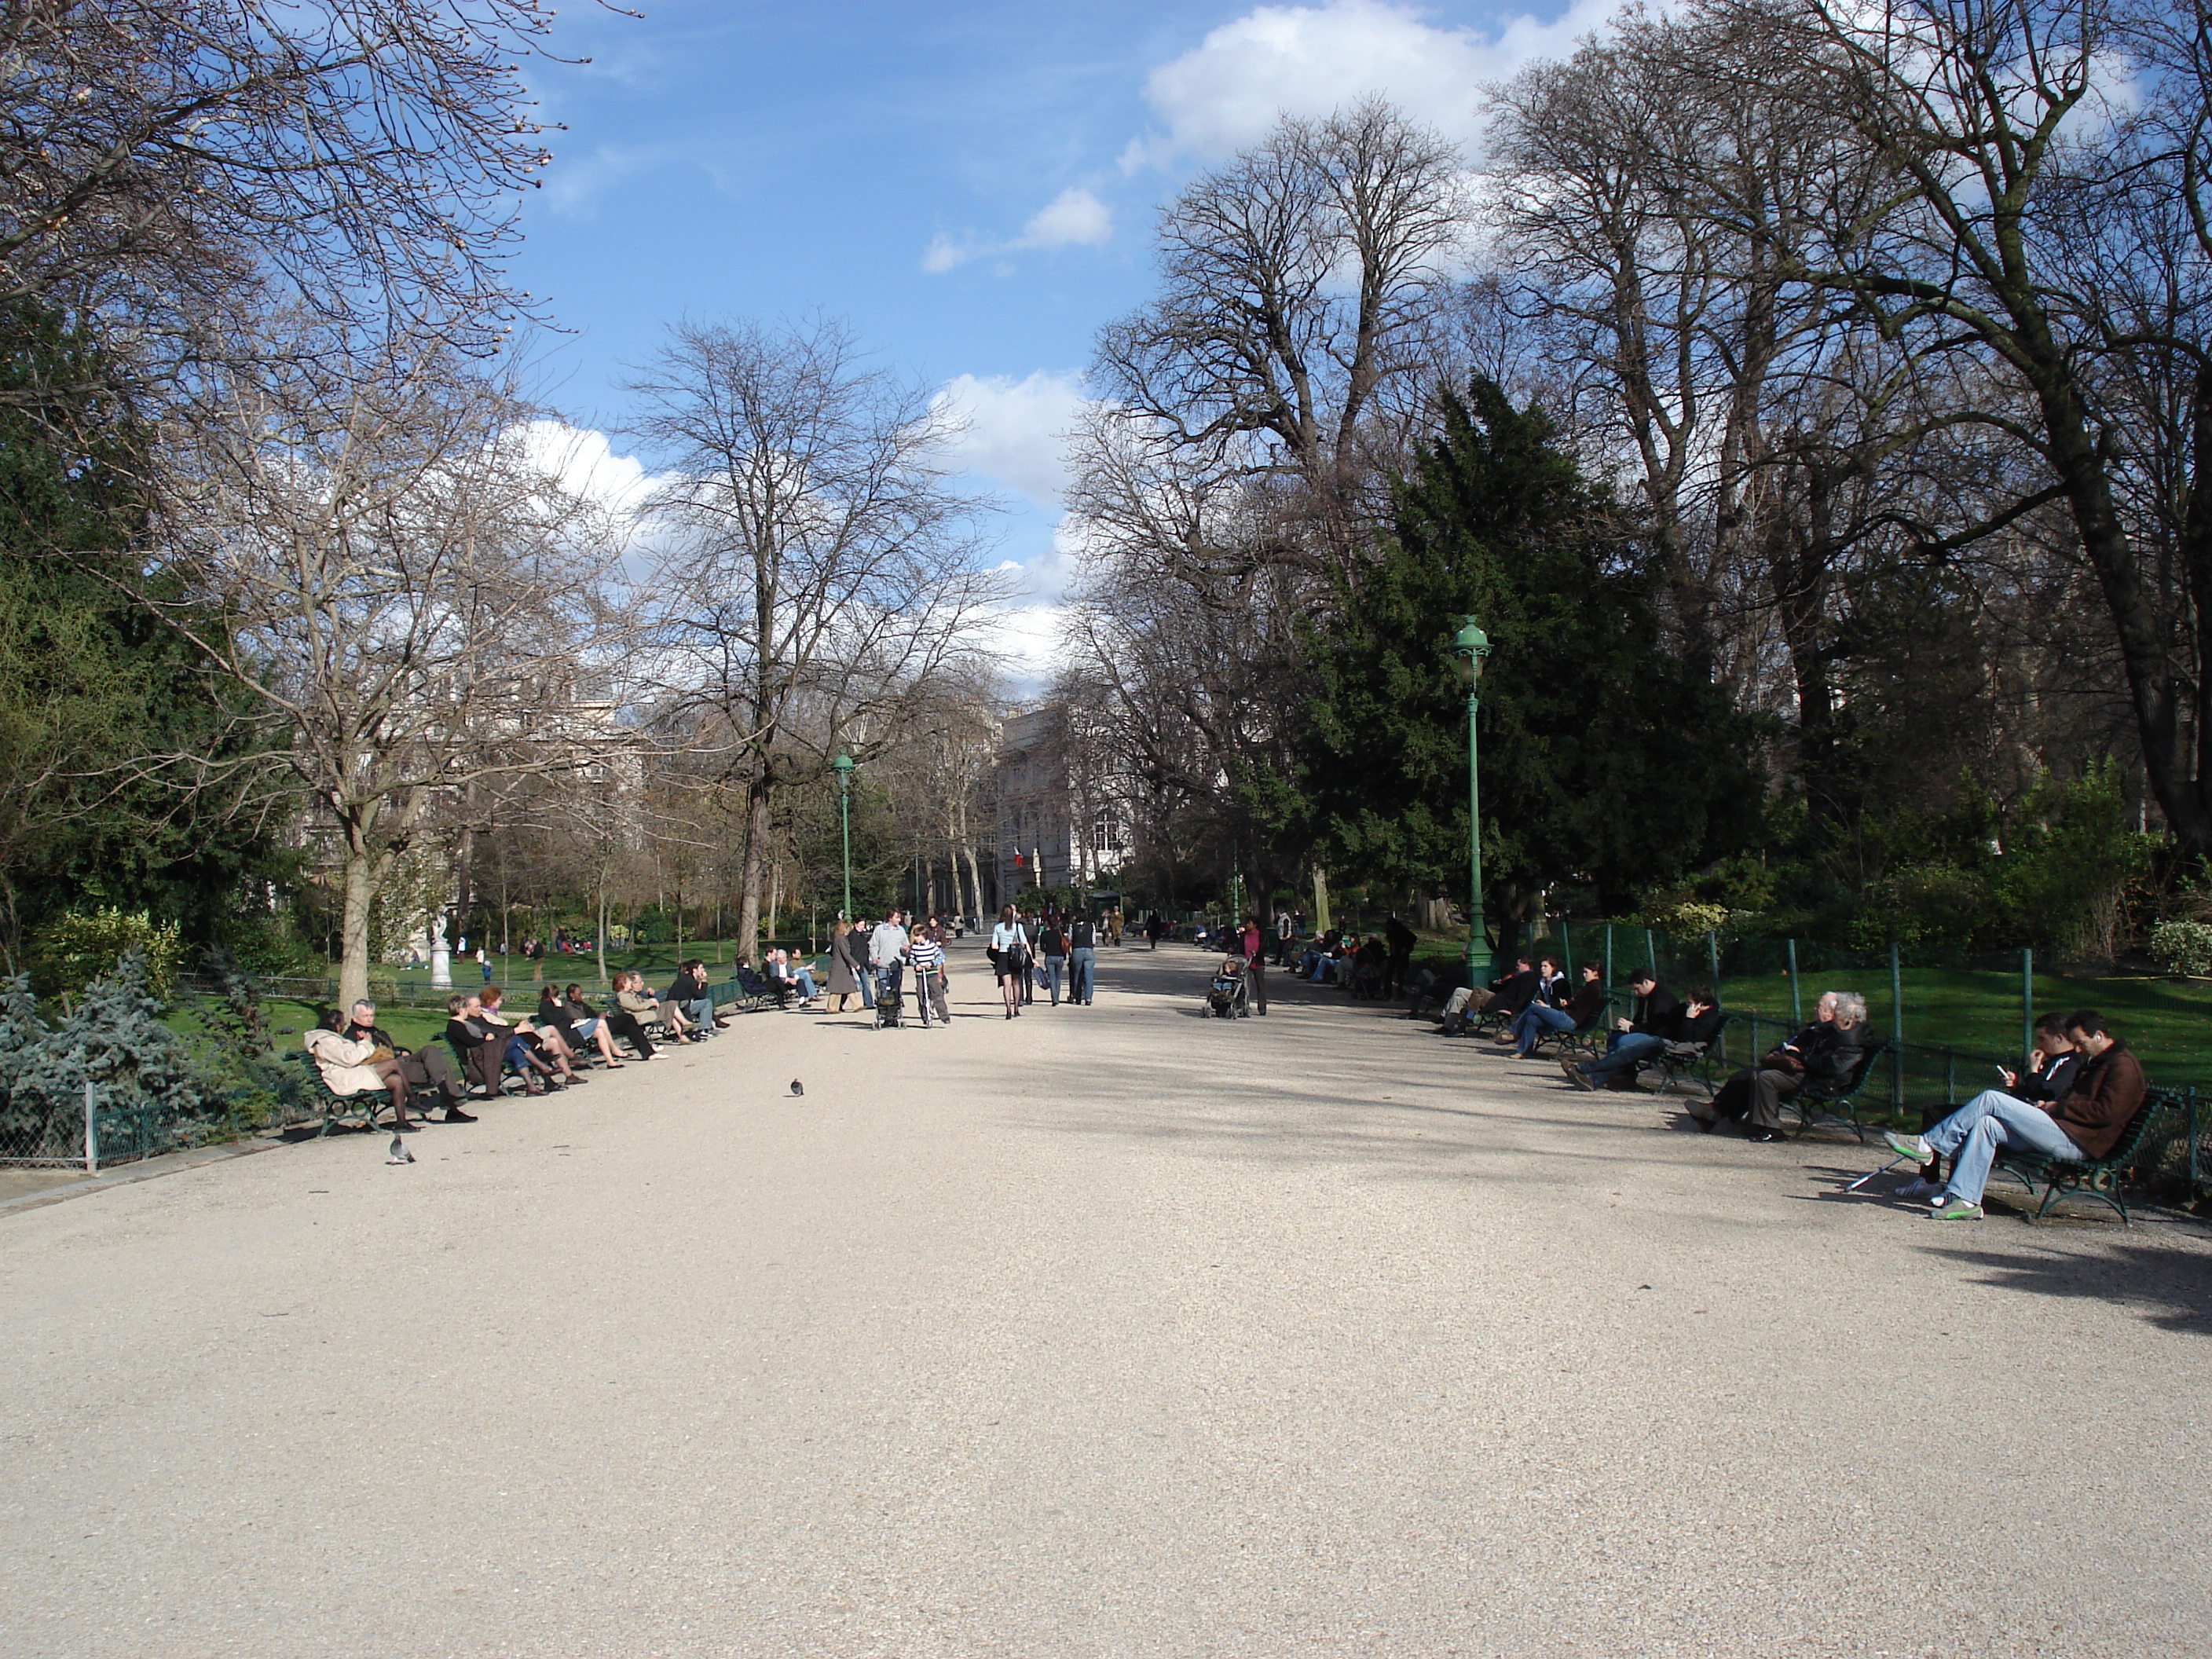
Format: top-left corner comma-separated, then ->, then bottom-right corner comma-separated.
1205,955 -> 1251,1019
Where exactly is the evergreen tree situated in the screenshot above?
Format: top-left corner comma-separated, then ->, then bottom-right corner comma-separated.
1302,379 -> 1760,943
0,302 -> 295,955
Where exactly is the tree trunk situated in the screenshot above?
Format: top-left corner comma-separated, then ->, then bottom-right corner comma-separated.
1310,866 -> 1331,932
595,881 -> 609,987
734,778 -> 770,966
336,836 -> 383,1009
963,842 -> 985,928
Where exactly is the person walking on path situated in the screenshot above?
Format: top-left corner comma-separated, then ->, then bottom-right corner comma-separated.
1385,913 -> 1417,998
990,905 -> 1031,1020
1038,917 -> 1069,1006
1068,910 -> 1098,1005
870,910 -> 910,1016
1145,913 -> 1163,950
1239,916 -> 1269,1016
908,924 -> 948,1027
826,919 -> 862,1014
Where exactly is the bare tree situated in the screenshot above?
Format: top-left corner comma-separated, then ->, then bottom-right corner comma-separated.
132,332 -> 632,1004
626,315 -> 1012,962
0,0 -> 594,407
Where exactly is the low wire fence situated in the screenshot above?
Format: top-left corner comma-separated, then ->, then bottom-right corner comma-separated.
1414,919 -> 2212,1203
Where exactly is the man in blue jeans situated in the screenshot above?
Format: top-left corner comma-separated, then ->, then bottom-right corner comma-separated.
1564,969 -> 1680,1088
1886,1011 -> 2144,1220
1068,911 -> 1098,1005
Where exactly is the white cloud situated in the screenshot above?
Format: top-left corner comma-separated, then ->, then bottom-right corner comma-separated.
521,419 -> 657,517
923,185 -> 1115,273
1020,186 -> 1115,249
1135,0 -> 1616,162
932,371 -> 1091,507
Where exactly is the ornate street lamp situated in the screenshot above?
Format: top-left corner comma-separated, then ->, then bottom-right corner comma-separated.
831,749 -> 855,920
1453,617 -> 1493,983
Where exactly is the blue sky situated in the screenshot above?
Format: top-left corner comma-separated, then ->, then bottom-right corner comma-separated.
511,0 -> 1606,667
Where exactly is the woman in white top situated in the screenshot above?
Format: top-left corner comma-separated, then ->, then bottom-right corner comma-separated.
989,905 -> 1030,1020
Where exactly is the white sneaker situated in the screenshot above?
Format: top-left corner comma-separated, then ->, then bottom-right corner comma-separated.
1895,1177 -> 1940,1202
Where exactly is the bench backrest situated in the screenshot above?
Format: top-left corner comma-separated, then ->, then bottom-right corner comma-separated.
1803,1039 -> 1888,1101
2086,1089 -> 2173,1169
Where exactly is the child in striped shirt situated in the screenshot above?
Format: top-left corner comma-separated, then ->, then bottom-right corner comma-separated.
907,928 -> 947,1027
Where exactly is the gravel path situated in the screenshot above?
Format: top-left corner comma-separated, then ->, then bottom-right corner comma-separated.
3,939 -> 2208,1657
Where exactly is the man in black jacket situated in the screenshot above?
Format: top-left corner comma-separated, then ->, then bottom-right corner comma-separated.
1567,982 -> 1719,1090
1384,914 -> 1418,997
346,998 -> 474,1121
1699,991 -> 1870,1139
1899,1013 -> 2078,1199
1439,956 -> 1534,1035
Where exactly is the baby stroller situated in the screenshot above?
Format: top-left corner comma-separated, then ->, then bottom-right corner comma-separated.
874,981 -> 903,1029
1206,956 -> 1251,1019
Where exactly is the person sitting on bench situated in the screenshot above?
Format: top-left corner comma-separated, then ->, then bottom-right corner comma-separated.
345,998 -> 473,1121
305,1009 -> 424,1130
1510,961 -> 1604,1056
1562,969 -> 1677,1087
1565,981 -> 1719,1089
1899,1013 -> 2079,1200
1439,957 -> 1533,1035
1695,991 -> 1866,1139
1886,1010 -> 2144,1221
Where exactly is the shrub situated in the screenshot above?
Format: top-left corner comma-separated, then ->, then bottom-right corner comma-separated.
1847,862 -> 1994,953
2148,919 -> 2212,977
1643,899 -> 1730,941
29,908 -> 184,997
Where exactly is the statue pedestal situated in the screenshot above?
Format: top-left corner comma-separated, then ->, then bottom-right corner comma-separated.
429,914 -> 452,990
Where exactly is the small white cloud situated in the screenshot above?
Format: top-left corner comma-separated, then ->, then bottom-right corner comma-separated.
923,185 -> 1115,273
1020,186 -> 1114,250
1137,0 -> 1617,161
922,233 -> 966,275
932,371 -> 1091,507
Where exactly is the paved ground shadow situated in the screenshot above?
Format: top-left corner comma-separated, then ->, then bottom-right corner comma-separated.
1921,1239 -> 2212,1335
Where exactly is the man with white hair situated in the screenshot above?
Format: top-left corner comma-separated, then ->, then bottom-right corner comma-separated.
1696,990 -> 1870,1142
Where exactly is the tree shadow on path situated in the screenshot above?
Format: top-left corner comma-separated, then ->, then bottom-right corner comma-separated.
1920,1237 -> 2212,1335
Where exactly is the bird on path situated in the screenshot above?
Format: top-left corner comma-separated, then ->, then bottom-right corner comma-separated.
386,1134 -> 416,1165
789,1079 -> 804,1097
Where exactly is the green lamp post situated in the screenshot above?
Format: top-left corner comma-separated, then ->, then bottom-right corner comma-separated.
1453,617 -> 1493,983
831,749 -> 855,920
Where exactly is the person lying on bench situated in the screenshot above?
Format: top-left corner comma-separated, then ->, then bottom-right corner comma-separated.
1885,1010 -> 2144,1221
1565,983 -> 1719,1090
1438,957 -> 1533,1035
1510,961 -> 1604,1056
1561,969 -> 1677,1089
1899,1013 -> 2079,1201
1694,991 -> 1868,1139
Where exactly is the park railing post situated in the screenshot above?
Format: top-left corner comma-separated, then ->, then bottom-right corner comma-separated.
1706,929 -> 1721,998
1645,928 -> 1658,980
1604,924 -> 1613,990
1945,1046 -> 1956,1107
1787,938 -> 1801,1025
83,1080 -> 97,1177
1561,917 -> 1573,973
2020,947 -> 2033,1066
1889,942 -> 1905,1115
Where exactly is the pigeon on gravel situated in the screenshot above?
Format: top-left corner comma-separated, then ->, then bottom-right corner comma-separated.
386,1134 -> 416,1165
789,1079 -> 804,1097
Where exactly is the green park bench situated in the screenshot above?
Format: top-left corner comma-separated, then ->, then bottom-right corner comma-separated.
1782,1041 -> 1892,1143
285,1049 -> 436,1137
1992,1089 -> 2174,1226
